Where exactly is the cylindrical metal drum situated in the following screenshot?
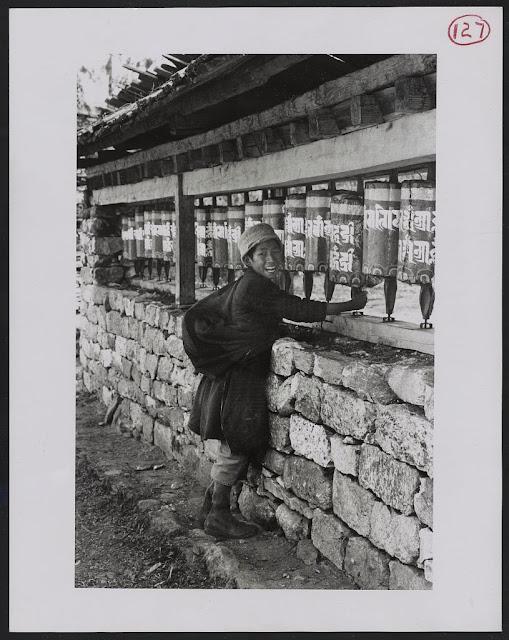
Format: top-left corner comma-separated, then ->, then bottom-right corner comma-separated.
134,207 -> 145,259
143,208 -> 153,260
329,192 -> 364,286
210,207 -> 228,269
262,198 -> 285,246
195,206 -> 212,267
151,208 -> 163,260
362,181 -> 401,278
397,180 -> 435,284
125,214 -> 136,260
284,193 -> 307,271
244,201 -> 263,229
170,210 -> 177,254
226,205 -> 245,270
121,215 -> 129,259
305,189 -> 332,273
161,208 -> 174,263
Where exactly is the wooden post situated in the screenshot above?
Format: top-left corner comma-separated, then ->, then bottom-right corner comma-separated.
174,173 -> 196,307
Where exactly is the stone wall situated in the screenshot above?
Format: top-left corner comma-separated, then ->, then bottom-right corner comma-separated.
78,283 -> 434,590
79,205 -> 131,286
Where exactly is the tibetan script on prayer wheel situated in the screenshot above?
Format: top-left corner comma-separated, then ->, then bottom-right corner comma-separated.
161,208 -> 175,263
121,215 -> 129,259
195,207 -> 212,267
284,193 -> 306,271
125,214 -> 136,260
210,207 -> 229,269
244,201 -> 263,229
362,181 -> 401,278
305,189 -> 332,273
397,180 -> 435,284
226,206 -> 245,270
143,208 -> 153,259
262,198 -> 285,246
134,207 -> 145,260
329,191 -> 364,287
151,208 -> 163,260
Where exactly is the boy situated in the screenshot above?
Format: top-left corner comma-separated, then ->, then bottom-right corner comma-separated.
183,223 -> 367,539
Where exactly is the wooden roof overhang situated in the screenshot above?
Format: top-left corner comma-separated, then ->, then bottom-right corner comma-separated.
83,54 -> 436,202
77,53 -> 394,161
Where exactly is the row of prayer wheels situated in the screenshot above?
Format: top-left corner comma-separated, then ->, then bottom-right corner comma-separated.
194,181 -> 435,327
121,204 -> 176,281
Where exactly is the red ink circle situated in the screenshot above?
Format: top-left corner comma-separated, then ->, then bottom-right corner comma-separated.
448,14 -> 491,46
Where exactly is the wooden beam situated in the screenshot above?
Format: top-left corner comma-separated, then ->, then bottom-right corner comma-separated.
174,173 -> 196,307
350,94 -> 384,127
91,175 -> 178,206
176,54 -> 313,118
89,110 -> 435,203
394,76 -> 433,115
241,132 -> 263,158
86,55 -> 312,155
84,55 -> 436,177
218,140 -> 237,164
286,315 -> 434,355
308,109 -> 340,139
78,55 -> 252,153
183,110 -> 435,196
262,128 -> 285,154
289,120 -> 311,146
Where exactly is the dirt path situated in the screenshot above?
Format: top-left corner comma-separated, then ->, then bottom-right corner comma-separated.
75,383 -> 356,590
75,456 -> 227,589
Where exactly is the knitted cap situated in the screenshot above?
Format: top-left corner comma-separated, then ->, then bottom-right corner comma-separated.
237,223 -> 282,262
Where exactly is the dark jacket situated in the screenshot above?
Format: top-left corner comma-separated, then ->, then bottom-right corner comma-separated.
183,269 -> 327,455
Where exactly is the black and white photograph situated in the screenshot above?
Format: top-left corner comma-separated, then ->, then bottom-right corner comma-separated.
76,52 -> 436,591
10,7 -> 502,633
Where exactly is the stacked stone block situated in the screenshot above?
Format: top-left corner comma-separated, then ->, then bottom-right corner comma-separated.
79,289 -> 434,590
78,284 -> 205,472
79,206 -> 125,286
242,337 -> 434,590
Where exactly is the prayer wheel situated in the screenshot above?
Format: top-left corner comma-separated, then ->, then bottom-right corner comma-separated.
125,214 -> 136,261
211,206 -> 228,288
329,192 -> 364,286
363,181 -> 401,321
143,207 -> 154,279
151,207 -> 164,280
262,198 -> 285,244
329,191 -> 365,311
134,206 -> 145,278
244,201 -> 263,229
226,205 -> 245,283
304,189 -> 332,299
195,205 -> 212,287
161,207 -> 174,281
121,215 -> 129,259
284,193 -> 307,273
263,197 -> 289,291
397,180 -> 436,328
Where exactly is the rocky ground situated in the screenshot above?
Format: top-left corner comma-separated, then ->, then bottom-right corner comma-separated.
75,382 -> 357,590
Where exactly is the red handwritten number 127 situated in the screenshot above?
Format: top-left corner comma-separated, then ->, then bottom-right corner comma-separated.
448,15 -> 491,45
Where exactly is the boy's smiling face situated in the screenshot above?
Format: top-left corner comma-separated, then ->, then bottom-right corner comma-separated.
244,239 -> 283,280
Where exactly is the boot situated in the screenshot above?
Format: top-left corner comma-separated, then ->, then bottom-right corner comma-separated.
197,482 -> 214,529
204,482 -> 260,539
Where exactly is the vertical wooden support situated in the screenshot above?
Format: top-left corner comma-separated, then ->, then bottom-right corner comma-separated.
174,174 -> 196,307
